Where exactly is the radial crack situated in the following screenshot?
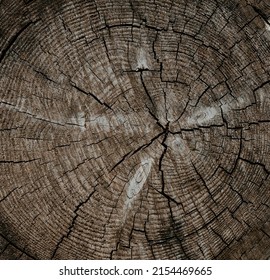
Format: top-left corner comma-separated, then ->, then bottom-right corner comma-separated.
51,190 -> 96,259
158,123 -> 174,202
140,72 -> 155,108
70,82 -> 112,110
251,5 -> 270,25
110,130 -> 165,172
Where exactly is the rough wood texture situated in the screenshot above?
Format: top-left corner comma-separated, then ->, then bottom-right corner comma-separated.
0,0 -> 270,260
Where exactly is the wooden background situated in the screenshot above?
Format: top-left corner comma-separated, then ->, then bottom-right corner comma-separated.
0,0 -> 270,259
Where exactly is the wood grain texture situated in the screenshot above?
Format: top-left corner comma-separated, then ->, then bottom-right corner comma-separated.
0,0 -> 270,260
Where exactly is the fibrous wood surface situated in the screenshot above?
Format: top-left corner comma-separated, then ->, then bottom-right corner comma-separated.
0,0 -> 270,260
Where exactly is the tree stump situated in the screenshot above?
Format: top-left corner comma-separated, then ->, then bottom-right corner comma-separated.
0,0 -> 270,260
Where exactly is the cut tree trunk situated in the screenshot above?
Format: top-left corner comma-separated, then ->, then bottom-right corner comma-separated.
0,0 -> 270,260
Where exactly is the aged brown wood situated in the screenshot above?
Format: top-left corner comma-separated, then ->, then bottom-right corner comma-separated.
0,0 -> 270,260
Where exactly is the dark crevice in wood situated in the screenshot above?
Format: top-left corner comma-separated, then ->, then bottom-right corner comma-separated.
183,208 -> 228,239
51,190 -> 96,259
239,157 -> 270,175
70,82 -> 112,110
191,161 -> 213,198
194,85 -> 210,107
0,158 -> 39,164
145,105 -> 165,130
168,202 -> 190,259
158,125 -> 169,193
251,5 -> 270,25
109,241 -> 120,260
262,229 -> 270,239
100,23 -> 141,31
110,130 -> 165,172
0,20 -> 38,64
0,188 -> 18,203
140,72 -> 155,107
211,227 -> 229,246
0,233 -> 36,259
253,80 -> 270,92
34,69 -> 58,84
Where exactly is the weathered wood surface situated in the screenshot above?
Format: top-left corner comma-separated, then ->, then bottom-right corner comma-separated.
0,0 -> 270,260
